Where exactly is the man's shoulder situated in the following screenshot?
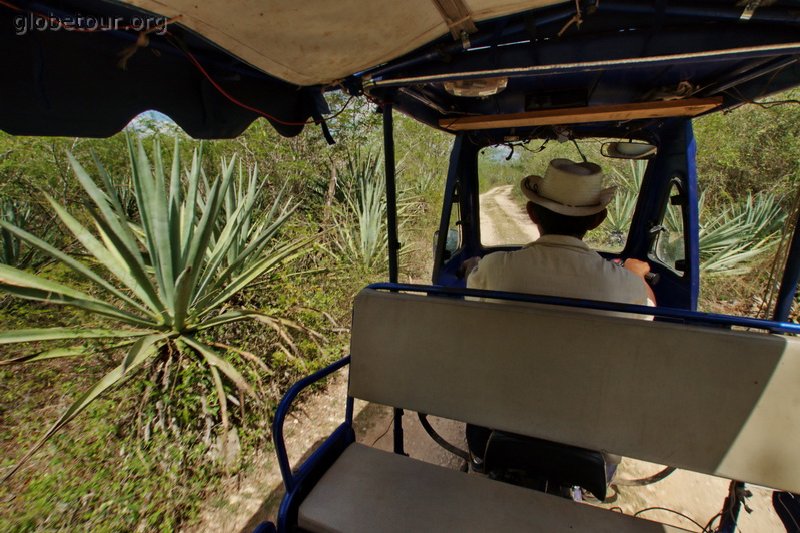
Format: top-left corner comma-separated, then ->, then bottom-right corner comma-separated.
603,261 -> 650,304
467,250 -> 518,288
470,250 -> 504,278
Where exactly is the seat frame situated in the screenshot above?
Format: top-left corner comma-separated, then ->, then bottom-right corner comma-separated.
272,283 -> 800,532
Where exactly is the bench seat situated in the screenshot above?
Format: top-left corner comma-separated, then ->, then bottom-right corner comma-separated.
273,287 -> 800,531
298,443 -> 688,533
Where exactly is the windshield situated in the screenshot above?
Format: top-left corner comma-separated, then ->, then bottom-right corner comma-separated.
478,139 -> 646,253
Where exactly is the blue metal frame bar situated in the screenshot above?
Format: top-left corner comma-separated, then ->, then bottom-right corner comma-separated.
276,422 -> 355,532
433,134 -> 466,282
273,356 -> 356,532
382,104 -> 407,455
460,141 -> 482,259
684,125 -> 702,311
383,105 -> 400,283
625,119 -> 698,310
367,282 -> 800,334
773,209 -> 800,322
272,355 -> 351,492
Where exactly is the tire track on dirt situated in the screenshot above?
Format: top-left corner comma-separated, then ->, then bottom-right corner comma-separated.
479,184 -> 539,245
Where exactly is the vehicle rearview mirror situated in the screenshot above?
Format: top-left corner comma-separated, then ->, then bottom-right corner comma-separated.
601,142 -> 657,160
433,227 -> 461,261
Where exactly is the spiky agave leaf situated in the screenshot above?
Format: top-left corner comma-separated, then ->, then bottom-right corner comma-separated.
1,136 -> 307,480
698,190 -> 786,275
1,198 -> 40,268
333,148 -> 396,271
603,160 -> 646,237
1,333 -> 168,482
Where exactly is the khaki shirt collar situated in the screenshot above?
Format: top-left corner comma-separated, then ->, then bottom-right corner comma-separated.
526,234 -> 592,252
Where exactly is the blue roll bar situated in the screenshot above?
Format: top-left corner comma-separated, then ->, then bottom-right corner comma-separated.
382,104 -> 407,456
272,355 -> 352,493
773,211 -> 800,322
367,282 -> 800,334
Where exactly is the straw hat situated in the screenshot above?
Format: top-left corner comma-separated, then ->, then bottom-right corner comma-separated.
520,158 -> 614,216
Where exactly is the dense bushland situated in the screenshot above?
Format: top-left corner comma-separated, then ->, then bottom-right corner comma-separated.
0,99 -> 452,531
1,91 -> 798,530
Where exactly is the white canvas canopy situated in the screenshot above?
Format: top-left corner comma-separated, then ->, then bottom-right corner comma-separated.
6,0 -> 800,138
125,0 -> 567,85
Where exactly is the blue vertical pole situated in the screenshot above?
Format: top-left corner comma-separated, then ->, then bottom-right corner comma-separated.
382,104 -> 405,455
384,104 -> 400,284
432,134 -> 464,283
684,121 -> 700,311
773,211 -> 800,321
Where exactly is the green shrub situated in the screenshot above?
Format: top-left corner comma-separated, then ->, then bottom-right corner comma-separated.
0,136 -> 309,480
331,149 -> 389,271
698,191 -> 786,275
1,199 -> 38,268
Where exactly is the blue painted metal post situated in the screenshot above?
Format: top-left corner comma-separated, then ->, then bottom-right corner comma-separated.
384,104 -> 400,282
773,209 -> 800,321
433,134 -> 465,282
383,104 -> 405,455
623,119 -> 698,310
683,121 -> 701,311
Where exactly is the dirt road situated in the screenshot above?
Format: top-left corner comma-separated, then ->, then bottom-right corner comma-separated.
479,184 -> 539,245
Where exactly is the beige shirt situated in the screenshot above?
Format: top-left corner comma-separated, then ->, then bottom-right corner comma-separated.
467,235 -> 649,311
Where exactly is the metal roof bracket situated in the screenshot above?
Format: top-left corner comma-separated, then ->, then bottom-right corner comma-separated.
740,0 -> 762,21
431,0 -> 478,47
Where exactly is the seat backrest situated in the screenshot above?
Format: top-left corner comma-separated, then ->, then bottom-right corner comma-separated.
349,288 -> 800,493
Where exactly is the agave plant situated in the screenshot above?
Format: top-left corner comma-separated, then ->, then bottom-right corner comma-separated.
216,160 -> 294,277
332,149 -> 417,271
333,150 -> 388,271
0,137 -> 306,480
600,160 -> 646,249
698,191 -> 785,275
1,198 -> 37,268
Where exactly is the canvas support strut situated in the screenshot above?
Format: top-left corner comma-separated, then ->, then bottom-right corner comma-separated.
430,0 -> 478,39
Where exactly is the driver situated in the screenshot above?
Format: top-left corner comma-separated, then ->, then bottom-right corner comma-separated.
463,158 -> 655,485
466,158 -> 656,309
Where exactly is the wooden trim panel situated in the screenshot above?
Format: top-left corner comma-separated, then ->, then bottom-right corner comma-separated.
439,98 -> 723,131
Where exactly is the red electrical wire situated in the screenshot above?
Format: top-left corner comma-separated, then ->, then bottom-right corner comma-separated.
166,34 -> 354,127
2,0 -> 357,127
0,0 -> 20,11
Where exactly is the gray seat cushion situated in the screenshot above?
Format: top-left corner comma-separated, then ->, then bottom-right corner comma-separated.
298,443 -> 688,532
